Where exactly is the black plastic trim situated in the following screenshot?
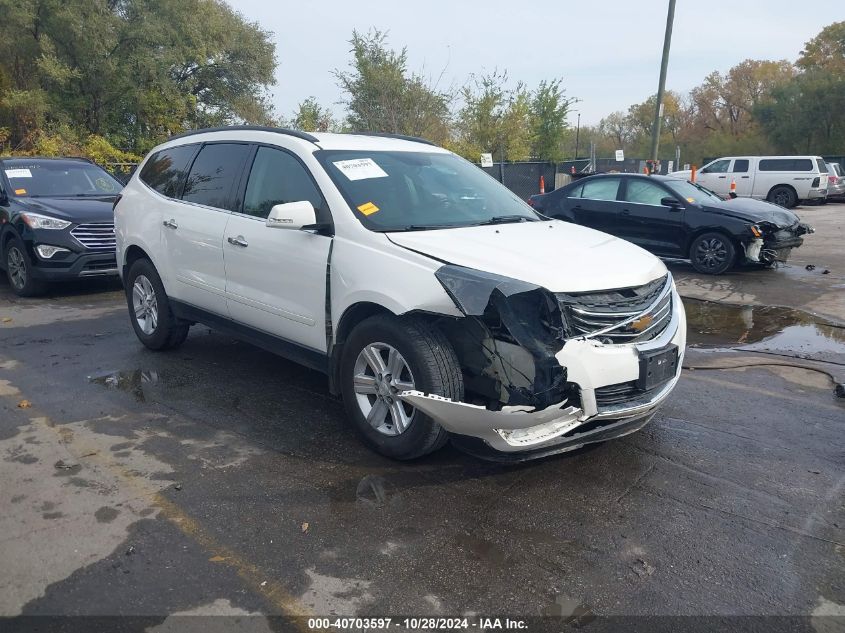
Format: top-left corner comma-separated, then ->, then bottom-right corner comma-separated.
170,299 -> 329,374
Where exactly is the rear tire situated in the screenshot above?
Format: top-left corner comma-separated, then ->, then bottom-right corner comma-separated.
5,236 -> 47,297
340,315 -> 463,460
689,232 -> 736,275
767,186 -> 797,209
125,258 -> 190,351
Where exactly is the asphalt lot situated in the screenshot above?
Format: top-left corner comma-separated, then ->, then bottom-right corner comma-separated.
1,202 -> 843,631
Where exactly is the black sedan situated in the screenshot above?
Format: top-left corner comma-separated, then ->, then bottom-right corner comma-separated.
529,174 -> 812,274
0,157 -> 123,295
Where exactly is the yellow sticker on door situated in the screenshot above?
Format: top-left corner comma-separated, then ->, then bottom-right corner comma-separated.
14,189 -> 27,195
357,202 -> 380,216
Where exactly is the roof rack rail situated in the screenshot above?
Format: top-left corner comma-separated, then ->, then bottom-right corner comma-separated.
359,132 -> 436,146
167,125 -> 320,144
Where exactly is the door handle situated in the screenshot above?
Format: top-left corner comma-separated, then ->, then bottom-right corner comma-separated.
717,176 -> 726,179
741,176 -> 750,179
162,219 -> 178,229
227,236 -> 248,248
620,209 -> 631,216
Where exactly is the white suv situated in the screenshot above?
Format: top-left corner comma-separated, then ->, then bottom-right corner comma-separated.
115,127 -> 686,460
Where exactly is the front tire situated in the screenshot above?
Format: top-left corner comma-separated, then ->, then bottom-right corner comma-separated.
125,258 -> 190,350
689,232 -> 736,275
5,237 -> 47,297
340,315 -> 463,460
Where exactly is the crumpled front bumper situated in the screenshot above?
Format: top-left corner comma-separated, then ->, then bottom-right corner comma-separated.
402,289 -> 686,456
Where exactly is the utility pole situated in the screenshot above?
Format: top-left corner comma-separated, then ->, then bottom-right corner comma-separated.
574,112 -> 581,159
650,0 -> 677,162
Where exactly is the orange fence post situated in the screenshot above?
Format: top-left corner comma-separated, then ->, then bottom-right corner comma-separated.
690,165 -> 697,183
539,175 -> 545,194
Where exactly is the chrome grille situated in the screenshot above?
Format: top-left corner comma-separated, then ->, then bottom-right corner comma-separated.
71,223 -> 116,251
559,274 -> 673,344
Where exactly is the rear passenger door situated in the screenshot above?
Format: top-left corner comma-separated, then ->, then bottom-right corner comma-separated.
223,145 -> 333,353
163,142 -> 251,316
568,177 -> 622,235
618,178 -> 685,256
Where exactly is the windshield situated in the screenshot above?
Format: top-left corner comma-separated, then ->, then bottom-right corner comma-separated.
3,160 -> 123,197
663,178 -> 722,204
316,150 -> 539,231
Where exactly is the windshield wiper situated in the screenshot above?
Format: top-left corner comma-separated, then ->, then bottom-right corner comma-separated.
393,224 -> 460,232
473,215 -> 537,226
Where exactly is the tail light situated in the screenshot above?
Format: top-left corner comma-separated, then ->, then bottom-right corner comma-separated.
527,197 -> 536,207
811,177 -> 819,187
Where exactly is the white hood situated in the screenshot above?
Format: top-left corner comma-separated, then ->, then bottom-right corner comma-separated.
387,220 -> 667,292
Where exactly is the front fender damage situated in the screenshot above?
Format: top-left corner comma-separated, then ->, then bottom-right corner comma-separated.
433,265 -> 572,412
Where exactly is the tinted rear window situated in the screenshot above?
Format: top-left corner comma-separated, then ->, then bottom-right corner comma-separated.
816,158 -> 828,174
759,159 -> 813,171
139,145 -> 199,197
181,143 -> 251,211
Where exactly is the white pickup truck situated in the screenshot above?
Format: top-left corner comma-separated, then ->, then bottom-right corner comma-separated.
672,156 -> 829,208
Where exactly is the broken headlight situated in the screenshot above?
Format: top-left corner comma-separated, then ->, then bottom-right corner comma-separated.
434,265 -> 569,352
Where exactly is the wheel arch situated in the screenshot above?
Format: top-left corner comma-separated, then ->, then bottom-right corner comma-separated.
766,183 -> 798,206
328,302 -> 396,395
684,226 -> 743,258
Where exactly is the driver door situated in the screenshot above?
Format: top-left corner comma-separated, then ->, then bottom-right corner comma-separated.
696,159 -> 731,195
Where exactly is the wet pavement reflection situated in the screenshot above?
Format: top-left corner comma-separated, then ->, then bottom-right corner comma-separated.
682,298 -> 845,357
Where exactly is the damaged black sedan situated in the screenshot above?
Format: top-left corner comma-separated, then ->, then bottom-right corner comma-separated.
529,174 -> 813,275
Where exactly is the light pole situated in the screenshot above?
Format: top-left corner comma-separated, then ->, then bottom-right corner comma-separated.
574,112 -> 581,159
650,0 -> 677,162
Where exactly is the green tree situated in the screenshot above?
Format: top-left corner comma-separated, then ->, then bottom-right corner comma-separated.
452,71 -> 532,162
0,0 -> 277,153
291,97 -> 336,132
528,79 -> 574,162
755,23 -> 845,154
333,29 -> 451,144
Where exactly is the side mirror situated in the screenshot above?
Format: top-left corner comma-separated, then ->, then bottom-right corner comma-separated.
266,201 -> 316,230
661,196 -> 684,209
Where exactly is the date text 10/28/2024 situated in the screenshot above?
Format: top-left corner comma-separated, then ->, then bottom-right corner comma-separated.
307,618 -> 529,630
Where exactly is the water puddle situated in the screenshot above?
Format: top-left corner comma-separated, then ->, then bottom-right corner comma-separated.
87,370 -> 160,402
682,298 -> 845,356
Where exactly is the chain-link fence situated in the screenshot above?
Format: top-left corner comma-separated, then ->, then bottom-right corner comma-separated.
479,161 -> 557,200
104,162 -> 138,184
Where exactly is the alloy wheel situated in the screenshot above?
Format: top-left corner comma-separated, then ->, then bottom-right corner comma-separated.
352,342 -> 417,436
7,247 -> 26,290
695,237 -> 728,271
132,275 -> 158,335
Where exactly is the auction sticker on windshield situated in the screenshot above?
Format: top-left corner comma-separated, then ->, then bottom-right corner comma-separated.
5,169 -> 33,178
333,158 -> 388,181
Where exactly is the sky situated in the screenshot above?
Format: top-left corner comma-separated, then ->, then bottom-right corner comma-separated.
228,0 -> 840,127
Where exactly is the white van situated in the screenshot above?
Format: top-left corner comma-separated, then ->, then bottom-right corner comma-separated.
672,156 -> 828,208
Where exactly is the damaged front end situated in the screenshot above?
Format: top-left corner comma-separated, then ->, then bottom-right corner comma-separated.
400,266 -> 685,458
744,221 -> 814,265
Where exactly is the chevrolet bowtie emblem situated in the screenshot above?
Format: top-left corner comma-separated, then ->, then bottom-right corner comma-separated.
629,314 -> 654,333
